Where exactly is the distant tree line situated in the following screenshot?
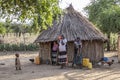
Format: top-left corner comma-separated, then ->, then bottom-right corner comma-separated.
0,0 -> 120,51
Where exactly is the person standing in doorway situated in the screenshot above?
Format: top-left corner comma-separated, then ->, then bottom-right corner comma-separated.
72,37 -> 82,68
51,41 -> 59,65
58,35 -> 67,69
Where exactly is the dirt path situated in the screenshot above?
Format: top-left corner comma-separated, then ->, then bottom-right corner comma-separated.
0,51 -> 120,80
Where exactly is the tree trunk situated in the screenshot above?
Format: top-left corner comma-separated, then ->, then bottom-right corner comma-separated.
107,33 -> 110,51
22,32 -> 26,51
118,33 -> 120,63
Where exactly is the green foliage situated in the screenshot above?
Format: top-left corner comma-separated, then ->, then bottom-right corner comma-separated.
0,0 -> 62,33
0,44 -> 5,51
0,22 -> 37,36
84,0 -> 120,51
84,0 -> 120,34
110,33 -> 118,50
99,6 -> 120,33
0,43 -> 39,51
19,43 -> 26,51
26,44 -> 39,51
11,44 -> 20,51
104,33 -> 118,51
4,44 -> 11,51
0,22 -> 6,34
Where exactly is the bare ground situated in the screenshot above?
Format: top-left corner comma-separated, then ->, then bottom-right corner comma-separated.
0,51 -> 120,80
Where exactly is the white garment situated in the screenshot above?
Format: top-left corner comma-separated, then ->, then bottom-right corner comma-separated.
74,40 -> 82,49
58,55 -> 67,58
59,39 -> 67,52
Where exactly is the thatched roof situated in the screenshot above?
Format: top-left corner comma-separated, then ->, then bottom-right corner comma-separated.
35,5 -> 107,43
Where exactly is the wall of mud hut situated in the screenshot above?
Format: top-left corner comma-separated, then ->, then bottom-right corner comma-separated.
39,40 -> 104,64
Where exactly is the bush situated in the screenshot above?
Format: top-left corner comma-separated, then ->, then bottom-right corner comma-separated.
0,43 -> 39,51
104,33 -> 118,51
19,43 -> 26,51
11,44 -> 19,51
26,43 -> 39,51
5,44 -> 12,51
0,44 -> 5,51
110,33 -> 118,51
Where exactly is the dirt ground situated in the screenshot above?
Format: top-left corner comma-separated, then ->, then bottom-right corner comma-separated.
0,51 -> 120,80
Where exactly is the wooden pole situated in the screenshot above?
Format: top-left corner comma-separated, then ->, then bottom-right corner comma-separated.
118,33 -> 120,63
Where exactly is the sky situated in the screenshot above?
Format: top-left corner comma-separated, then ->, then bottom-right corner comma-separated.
59,0 -> 91,15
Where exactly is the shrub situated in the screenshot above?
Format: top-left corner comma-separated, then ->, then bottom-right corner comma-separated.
0,44 -> 5,51
0,43 -> 39,51
26,43 -> 39,51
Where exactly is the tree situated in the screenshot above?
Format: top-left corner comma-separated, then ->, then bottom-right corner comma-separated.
85,0 -> 120,24
84,0 -> 120,51
0,0 -> 62,33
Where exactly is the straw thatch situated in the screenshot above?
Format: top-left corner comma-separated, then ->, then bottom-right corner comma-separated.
35,5 -> 107,43
35,5 -> 107,64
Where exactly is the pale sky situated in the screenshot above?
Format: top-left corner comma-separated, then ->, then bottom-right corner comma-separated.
59,0 -> 91,15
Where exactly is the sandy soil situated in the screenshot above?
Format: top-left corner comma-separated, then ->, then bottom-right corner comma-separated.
0,51 -> 120,80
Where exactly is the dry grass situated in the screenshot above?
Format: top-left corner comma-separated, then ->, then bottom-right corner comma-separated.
1,33 -> 38,44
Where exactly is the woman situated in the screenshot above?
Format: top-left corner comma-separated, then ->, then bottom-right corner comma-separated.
58,35 -> 67,69
51,41 -> 58,65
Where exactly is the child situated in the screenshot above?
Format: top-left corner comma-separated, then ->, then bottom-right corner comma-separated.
15,53 -> 21,70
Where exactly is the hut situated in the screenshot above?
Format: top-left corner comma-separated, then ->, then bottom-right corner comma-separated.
35,5 -> 107,64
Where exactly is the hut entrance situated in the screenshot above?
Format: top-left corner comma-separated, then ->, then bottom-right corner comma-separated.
51,41 -> 58,65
